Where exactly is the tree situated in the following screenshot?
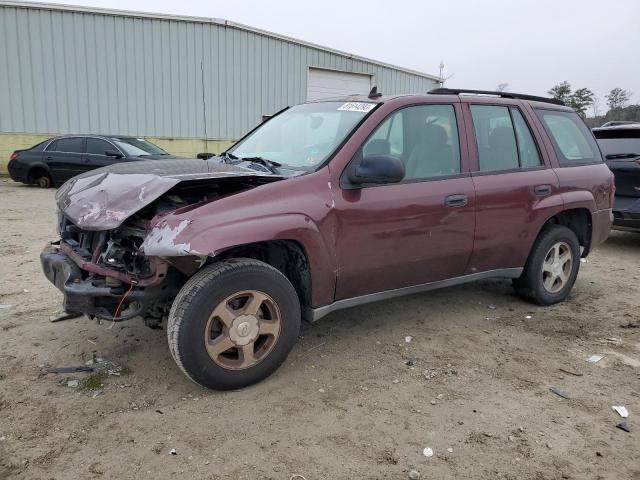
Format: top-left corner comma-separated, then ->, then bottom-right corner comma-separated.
548,81 -> 572,104
496,83 -> 509,92
548,82 -> 594,117
606,88 -> 631,110
568,88 -> 595,117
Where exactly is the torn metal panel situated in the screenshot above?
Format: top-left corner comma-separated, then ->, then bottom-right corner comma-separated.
140,219 -> 204,258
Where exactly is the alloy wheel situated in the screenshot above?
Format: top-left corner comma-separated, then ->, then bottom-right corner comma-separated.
541,241 -> 573,293
204,290 -> 281,370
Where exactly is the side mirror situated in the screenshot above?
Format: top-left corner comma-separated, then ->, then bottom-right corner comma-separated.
197,152 -> 215,160
105,150 -> 123,159
348,154 -> 405,186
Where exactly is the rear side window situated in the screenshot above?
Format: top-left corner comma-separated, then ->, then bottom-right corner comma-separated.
511,109 -> 541,168
470,105 -> 519,171
470,105 -> 542,172
30,140 -> 50,152
535,110 -> 601,165
54,137 -> 84,154
86,138 -> 115,155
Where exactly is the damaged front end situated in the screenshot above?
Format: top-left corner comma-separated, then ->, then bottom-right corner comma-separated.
41,158 -> 283,325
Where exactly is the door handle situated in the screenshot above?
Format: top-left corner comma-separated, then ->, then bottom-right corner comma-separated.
534,184 -> 552,196
46,156 -> 52,161
444,194 -> 468,207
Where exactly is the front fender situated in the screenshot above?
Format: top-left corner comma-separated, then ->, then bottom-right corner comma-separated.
141,213 -> 337,307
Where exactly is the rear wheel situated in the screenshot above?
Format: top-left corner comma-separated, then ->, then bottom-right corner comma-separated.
513,225 -> 580,305
29,169 -> 52,188
167,259 -> 301,390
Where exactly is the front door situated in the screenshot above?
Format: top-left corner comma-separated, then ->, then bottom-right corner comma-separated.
333,103 -> 476,300
83,137 -> 123,172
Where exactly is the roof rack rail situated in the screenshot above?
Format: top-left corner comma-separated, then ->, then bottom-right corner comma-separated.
428,88 -> 565,106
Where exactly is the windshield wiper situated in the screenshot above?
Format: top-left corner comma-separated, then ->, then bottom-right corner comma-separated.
606,153 -> 640,160
239,156 -> 281,173
220,151 -> 239,163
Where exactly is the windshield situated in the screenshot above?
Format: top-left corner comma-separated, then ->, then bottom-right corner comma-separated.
111,137 -> 169,156
229,101 -> 377,169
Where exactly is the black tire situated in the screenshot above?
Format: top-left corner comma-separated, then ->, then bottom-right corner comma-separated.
513,224 -> 580,305
167,258 -> 301,390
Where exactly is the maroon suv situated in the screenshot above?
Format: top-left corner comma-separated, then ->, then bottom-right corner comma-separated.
41,88 -> 614,390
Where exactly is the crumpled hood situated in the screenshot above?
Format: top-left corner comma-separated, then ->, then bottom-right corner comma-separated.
56,158 -> 281,230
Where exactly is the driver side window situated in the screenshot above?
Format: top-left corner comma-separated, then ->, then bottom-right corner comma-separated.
361,104 -> 460,181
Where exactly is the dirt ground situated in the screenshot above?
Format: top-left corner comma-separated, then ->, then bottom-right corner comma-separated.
0,177 -> 639,480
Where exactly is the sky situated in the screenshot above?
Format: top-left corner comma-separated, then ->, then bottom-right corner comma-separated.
46,0 -> 639,114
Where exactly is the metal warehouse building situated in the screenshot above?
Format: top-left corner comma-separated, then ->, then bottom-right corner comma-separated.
0,0 -> 441,171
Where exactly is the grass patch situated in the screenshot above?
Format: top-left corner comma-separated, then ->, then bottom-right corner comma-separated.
81,372 -> 107,390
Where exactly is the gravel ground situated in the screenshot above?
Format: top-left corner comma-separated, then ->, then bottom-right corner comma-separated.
0,178 -> 639,480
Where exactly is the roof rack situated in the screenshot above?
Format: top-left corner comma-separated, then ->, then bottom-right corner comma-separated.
428,88 -> 565,106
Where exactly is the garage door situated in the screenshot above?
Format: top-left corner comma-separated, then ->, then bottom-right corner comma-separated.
307,68 -> 372,101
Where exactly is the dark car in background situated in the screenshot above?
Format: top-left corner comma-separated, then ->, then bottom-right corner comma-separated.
593,123 -> 640,232
8,135 -> 181,188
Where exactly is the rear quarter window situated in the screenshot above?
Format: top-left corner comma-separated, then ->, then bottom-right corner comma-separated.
535,109 -> 602,166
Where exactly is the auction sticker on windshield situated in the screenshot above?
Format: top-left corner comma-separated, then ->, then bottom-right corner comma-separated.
337,102 -> 377,113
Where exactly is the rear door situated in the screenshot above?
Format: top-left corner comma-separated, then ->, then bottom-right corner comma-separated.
83,138 -> 124,172
44,137 -> 86,183
463,102 -> 562,273
333,103 -> 476,299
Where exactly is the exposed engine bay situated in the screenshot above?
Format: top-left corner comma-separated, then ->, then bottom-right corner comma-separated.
41,159 -> 284,326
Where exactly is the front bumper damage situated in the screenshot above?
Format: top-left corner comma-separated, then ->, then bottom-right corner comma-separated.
41,242 -> 176,322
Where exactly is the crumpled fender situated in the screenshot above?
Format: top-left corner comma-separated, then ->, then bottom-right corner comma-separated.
140,170 -> 337,306
141,213 -> 336,307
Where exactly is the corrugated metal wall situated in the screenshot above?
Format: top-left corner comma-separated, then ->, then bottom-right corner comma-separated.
0,3 -> 439,140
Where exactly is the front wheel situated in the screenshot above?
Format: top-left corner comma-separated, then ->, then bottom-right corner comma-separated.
167,259 -> 301,390
513,225 -> 580,305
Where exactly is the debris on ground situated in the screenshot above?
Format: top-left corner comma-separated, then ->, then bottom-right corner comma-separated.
408,470 -> 421,480
422,447 -> 433,457
616,422 -> 631,433
587,355 -> 603,364
612,406 -> 629,418
447,447 -> 453,453
525,315 -> 532,319
405,359 -> 416,367
377,449 -> 399,465
392,379 -> 400,384
91,390 -> 103,399
44,366 -> 94,374
0,304 -> 11,309
49,312 -> 82,323
405,335 -> 413,343
549,386 -> 570,399
66,380 -> 79,388
169,448 -> 177,455
558,368 -> 583,377
85,357 -> 129,377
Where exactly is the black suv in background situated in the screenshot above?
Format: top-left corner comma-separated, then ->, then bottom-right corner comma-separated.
593,123 -> 640,232
8,135 -> 181,188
